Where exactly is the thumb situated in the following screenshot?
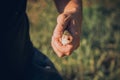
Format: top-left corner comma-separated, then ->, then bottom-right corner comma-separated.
57,13 -> 71,26
53,13 -> 71,38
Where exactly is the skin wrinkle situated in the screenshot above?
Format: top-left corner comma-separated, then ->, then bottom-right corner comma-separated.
52,37 -> 65,57
52,0 -> 82,57
52,13 -> 81,56
57,14 -> 71,29
52,39 -> 73,57
52,35 -> 73,52
53,14 -> 71,38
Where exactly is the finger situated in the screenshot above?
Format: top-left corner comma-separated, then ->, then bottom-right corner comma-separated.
51,37 -> 65,57
52,35 -> 74,57
53,36 -> 74,54
52,37 -> 73,57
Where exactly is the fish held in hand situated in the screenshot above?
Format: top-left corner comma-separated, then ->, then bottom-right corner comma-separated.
61,30 -> 73,45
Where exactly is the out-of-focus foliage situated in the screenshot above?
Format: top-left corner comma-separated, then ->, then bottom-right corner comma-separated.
27,0 -> 120,80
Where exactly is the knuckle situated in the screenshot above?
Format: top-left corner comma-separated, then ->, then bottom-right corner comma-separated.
57,13 -> 70,23
57,14 -> 64,22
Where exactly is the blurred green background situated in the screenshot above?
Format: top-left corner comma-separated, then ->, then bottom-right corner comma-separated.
27,0 -> 120,80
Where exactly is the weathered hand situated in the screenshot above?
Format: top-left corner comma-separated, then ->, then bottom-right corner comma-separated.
51,10 -> 82,57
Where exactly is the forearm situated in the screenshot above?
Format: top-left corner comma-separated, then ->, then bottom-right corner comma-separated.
53,0 -> 82,13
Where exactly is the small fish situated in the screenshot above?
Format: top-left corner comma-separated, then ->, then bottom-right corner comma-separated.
61,30 -> 73,45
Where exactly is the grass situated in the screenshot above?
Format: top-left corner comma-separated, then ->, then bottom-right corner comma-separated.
27,0 -> 120,80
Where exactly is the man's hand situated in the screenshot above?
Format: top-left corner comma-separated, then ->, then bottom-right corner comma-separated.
52,0 -> 82,57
